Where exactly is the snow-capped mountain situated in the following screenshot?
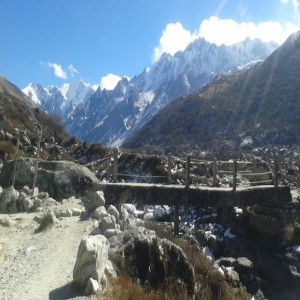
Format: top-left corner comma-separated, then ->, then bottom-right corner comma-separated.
23,80 -> 97,117
65,37 -> 278,146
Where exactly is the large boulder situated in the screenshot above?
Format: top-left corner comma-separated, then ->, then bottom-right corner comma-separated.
0,186 -> 18,213
87,191 -> 105,210
73,235 -> 111,292
0,158 -> 101,200
108,227 -> 195,295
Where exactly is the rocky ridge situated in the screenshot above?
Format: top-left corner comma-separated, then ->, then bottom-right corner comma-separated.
124,31 -> 300,150
23,38 -> 277,146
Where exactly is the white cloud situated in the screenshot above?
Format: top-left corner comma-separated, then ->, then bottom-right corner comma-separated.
67,64 -> 78,77
152,17 -> 300,61
198,17 -> 299,45
47,62 -> 68,79
153,22 -> 197,62
280,0 -> 289,4
292,0 -> 299,13
100,73 -> 121,90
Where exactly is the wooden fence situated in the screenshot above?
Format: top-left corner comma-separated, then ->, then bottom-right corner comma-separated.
111,149 -> 279,191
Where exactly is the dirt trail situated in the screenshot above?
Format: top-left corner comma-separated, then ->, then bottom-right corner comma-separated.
0,202 -> 97,300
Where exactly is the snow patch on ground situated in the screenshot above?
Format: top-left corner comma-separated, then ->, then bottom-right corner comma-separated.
224,228 -> 236,239
203,246 -> 215,261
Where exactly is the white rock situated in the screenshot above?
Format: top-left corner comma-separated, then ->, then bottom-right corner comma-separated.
72,208 -> 82,216
153,205 -> 169,220
60,210 -> 68,218
38,192 -> 49,199
224,228 -> 236,239
203,246 -> 215,261
87,191 -> 105,210
107,205 -> 119,221
21,186 -> 30,195
73,235 -> 110,289
99,215 -> 116,232
103,228 -> 121,239
31,198 -> 42,211
85,278 -> 100,295
122,203 -> 136,215
143,212 -> 154,221
23,197 -> 33,211
120,206 -> 129,221
93,206 -> 108,221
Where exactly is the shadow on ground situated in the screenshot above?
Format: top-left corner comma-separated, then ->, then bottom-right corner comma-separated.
49,282 -> 85,300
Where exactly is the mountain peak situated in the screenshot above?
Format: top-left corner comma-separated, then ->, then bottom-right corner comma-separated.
23,79 -> 97,117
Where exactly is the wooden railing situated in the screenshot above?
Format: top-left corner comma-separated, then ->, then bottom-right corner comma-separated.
110,149 -> 279,190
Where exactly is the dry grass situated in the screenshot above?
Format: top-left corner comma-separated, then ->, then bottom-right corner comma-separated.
0,141 -> 16,159
99,222 -> 249,300
98,276 -> 165,300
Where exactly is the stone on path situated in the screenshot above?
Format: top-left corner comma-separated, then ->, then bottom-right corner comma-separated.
73,235 -> 110,291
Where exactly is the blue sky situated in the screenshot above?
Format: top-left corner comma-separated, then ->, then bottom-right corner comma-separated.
0,0 -> 299,89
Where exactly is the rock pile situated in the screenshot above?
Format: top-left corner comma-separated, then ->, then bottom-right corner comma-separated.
0,185 -> 54,214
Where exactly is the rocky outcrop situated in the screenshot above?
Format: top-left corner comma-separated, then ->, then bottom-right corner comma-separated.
0,185 -> 58,214
0,158 -> 101,200
108,227 -> 195,295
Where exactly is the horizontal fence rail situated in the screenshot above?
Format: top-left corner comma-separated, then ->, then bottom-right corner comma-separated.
104,149 -> 280,191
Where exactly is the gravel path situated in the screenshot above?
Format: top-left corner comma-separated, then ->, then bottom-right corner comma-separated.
0,202 -> 97,300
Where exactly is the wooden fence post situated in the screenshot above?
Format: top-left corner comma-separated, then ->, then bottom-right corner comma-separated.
174,203 -> 179,236
32,131 -> 42,194
167,153 -> 172,184
12,130 -> 20,187
185,155 -> 190,188
113,148 -> 119,183
212,158 -> 217,187
274,159 -> 279,188
232,159 -> 237,192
